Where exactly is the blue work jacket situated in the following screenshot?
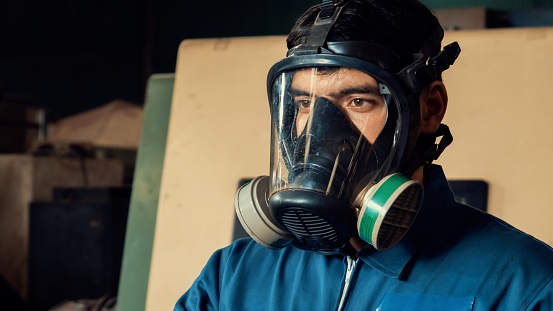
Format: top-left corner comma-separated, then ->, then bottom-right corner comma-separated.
175,165 -> 553,310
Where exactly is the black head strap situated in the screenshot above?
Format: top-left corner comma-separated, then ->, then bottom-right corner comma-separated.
398,41 -> 461,93
402,123 -> 454,176
427,124 -> 453,162
291,0 -> 351,56
286,1 -> 461,96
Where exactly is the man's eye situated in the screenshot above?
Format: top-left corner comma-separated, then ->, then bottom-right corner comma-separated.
295,99 -> 312,109
350,98 -> 373,108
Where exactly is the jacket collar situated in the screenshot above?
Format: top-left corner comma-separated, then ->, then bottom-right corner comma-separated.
356,165 -> 456,279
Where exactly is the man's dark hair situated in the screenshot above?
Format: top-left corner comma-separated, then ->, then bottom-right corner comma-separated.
287,0 -> 446,172
287,0 -> 442,67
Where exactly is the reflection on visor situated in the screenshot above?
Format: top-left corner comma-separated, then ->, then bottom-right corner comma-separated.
289,97 -> 371,197
270,67 -> 400,205
291,67 -> 388,143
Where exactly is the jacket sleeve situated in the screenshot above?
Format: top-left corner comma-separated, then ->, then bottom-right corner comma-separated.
173,249 -> 224,311
525,278 -> 553,311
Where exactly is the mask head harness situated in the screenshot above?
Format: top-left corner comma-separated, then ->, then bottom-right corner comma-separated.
235,0 -> 460,253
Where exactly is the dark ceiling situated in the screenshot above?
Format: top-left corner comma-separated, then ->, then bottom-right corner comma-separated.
2,1 -> 552,122
0,0 -> 317,121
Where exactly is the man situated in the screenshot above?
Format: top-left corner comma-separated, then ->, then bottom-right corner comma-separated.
175,0 -> 553,310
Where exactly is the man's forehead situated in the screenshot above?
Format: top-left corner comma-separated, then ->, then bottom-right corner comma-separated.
290,67 -> 380,90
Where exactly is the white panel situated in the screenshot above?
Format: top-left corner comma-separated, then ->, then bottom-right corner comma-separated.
147,28 -> 553,310
440,27 -> 553,245
146,37 -> 287,311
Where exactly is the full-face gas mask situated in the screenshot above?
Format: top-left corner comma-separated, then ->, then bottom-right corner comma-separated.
235,0 -> 460,253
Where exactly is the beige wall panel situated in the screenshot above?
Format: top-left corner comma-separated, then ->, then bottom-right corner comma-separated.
148,28 -> 553,311
146,37 -> 287,311
439,27 -> 553,245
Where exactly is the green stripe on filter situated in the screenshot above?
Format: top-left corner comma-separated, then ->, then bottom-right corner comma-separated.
357,174 -> 410,246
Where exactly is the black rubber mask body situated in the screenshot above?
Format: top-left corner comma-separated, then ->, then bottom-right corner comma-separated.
269,97 -> 376,253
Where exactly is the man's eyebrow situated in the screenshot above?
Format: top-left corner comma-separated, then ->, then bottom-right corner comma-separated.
290,88 -> 311,97
289,85 -> 379,98
332,85 -> 379,97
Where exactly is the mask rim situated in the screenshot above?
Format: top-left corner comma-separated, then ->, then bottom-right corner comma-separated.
267,54 -> 414,182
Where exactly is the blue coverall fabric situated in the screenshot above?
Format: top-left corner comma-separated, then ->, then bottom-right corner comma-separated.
175,165 -> 553,310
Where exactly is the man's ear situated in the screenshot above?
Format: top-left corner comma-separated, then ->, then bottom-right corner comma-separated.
419,80 -> 448,135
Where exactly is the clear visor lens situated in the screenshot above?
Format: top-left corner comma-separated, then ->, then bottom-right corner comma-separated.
269,67 -> 402,202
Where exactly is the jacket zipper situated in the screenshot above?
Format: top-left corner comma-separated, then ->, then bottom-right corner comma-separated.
336,256 -> 357,311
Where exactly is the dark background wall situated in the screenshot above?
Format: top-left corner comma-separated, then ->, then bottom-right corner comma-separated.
0,0 -> 318,122
1,0 -> 553,122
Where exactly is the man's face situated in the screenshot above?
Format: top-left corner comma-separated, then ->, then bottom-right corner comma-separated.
290,67 -> 388,142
